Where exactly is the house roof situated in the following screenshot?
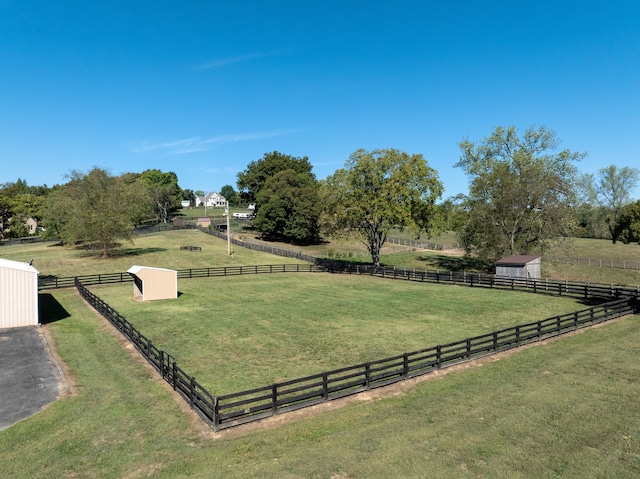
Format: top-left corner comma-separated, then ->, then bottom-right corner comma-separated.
127,265 -> 177,275
0,258 -> 39,274
495,255 -> 541,266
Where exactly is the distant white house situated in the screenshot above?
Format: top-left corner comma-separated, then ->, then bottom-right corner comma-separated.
198,192 -> 227,207
180,200 -> 191,208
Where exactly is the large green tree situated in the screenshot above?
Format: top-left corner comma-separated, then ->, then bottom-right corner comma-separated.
254,169 -> 321,244
138,169 -> 182,223
578,165 -> 639,243
43,168 -> 144,257
617,200 -> 640,244
322,148 -> 443,267
236,151 -> 314,206
456,126 -> 584,259
220,185 -> 239,207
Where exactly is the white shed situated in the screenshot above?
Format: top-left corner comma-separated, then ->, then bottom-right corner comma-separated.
495,255 -> 541,280
127,265 -> 178,302
0,258 -> 40,328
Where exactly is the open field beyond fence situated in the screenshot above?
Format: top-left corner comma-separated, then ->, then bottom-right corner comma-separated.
1,229 -> 640,477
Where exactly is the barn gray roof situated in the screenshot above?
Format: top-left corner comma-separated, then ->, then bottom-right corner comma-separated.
495,255 -> 541,266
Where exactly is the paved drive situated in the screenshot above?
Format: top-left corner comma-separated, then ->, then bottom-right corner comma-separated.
0,326 -> 61,430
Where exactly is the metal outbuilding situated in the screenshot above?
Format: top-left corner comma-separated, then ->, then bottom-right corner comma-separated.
127,265 -> 178,302
495,255 -> 541,280
0,258 -> 40,328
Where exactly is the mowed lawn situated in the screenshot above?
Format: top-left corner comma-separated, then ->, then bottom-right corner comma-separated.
1,230 -> 639,477
92,273 -> 596,394
0,229 -> 308,277
1,287 -> 638,478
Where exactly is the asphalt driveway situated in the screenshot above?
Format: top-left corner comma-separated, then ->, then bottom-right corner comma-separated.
0,326 -> 61,430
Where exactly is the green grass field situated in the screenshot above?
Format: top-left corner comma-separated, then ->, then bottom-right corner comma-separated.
1,230 -> 639,478
0,229 -> 307,277
92,274 -> 591,394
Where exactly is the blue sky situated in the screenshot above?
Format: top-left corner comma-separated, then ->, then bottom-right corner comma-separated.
2,1 -> 639,199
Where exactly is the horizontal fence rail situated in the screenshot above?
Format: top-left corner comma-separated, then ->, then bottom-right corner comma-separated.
321,263 -> 640,301
39,262 -> 640,300
74,265 -> 639,431
545,255 -> 640,271
75,281 -> 216,425
39,264 -> 323,290
386,236 -> 461,251
213,298 -> 635,429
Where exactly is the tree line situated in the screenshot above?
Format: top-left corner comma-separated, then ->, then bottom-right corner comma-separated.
2,125 -> 639,264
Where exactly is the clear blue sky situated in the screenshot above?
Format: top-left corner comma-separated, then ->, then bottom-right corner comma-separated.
2,1 -> 639,199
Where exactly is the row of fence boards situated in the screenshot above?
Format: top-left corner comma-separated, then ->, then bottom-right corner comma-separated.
75,274 -> 635,430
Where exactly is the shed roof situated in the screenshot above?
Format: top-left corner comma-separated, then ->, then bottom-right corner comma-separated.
127,265 -> 176,275
0,258 -> 39,274
495,255 -> 541,266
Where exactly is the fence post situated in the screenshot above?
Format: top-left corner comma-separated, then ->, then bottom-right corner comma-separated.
323,372 -> 329,399
271,384 -> 278,414
213,397 -> 220,431
537,321 -> 542,338
172,362 -> 177,390
403,353 -> 409,377
436,345 -> 442,368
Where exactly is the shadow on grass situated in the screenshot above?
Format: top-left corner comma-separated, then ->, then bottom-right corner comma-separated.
415,254 -> 495,272
39,293 -> 71,324
75,246 -> 167,258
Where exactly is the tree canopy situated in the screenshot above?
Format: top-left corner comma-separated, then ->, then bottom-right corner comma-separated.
220,185 -> 239,207
254,169 -> 321,244
578,165 -> 639,243
0,180 -> 50,239
43,168 -> 145,257
617,200 -> 640,244
236,151 -> 314,206
322,148 -> 443,267
456,125 -> 584,259
138,169 -> 182,223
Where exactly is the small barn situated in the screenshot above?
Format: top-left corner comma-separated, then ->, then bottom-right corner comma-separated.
0,258 -> 40,328
495,255 -> 541,279
197,217 -> 211,228
127,265 -> 178,302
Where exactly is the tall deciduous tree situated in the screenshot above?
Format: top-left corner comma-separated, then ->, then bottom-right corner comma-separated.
578,165 -> 639,244
617,200 -> 640,244
236,151 -> 314,206
322,148 -> 443,267
43,168 -> 144,257
254,169 -> 321,244
456,126 -> 584,259
138,169 -> 182,223
220,185 -> 239,207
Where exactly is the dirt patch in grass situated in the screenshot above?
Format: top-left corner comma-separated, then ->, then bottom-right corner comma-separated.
41,325 -> 76,399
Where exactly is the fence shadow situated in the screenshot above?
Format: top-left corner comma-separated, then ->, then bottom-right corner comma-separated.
38,293 -> 71,324
416,254 -> 494,272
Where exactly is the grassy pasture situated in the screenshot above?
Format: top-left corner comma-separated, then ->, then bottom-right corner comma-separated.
1,288 -> 638,478
1,230 -> 639,477
0,229 -> 307,277
92,274 -> 592,394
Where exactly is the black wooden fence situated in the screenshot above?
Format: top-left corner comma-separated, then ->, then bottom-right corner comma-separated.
75,281 -> 217,425
213,298 -> 634,429
545,255 -> 640,271
39,263 -> 323,289
73,265 -> 639,431
320,263 -> 640,301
